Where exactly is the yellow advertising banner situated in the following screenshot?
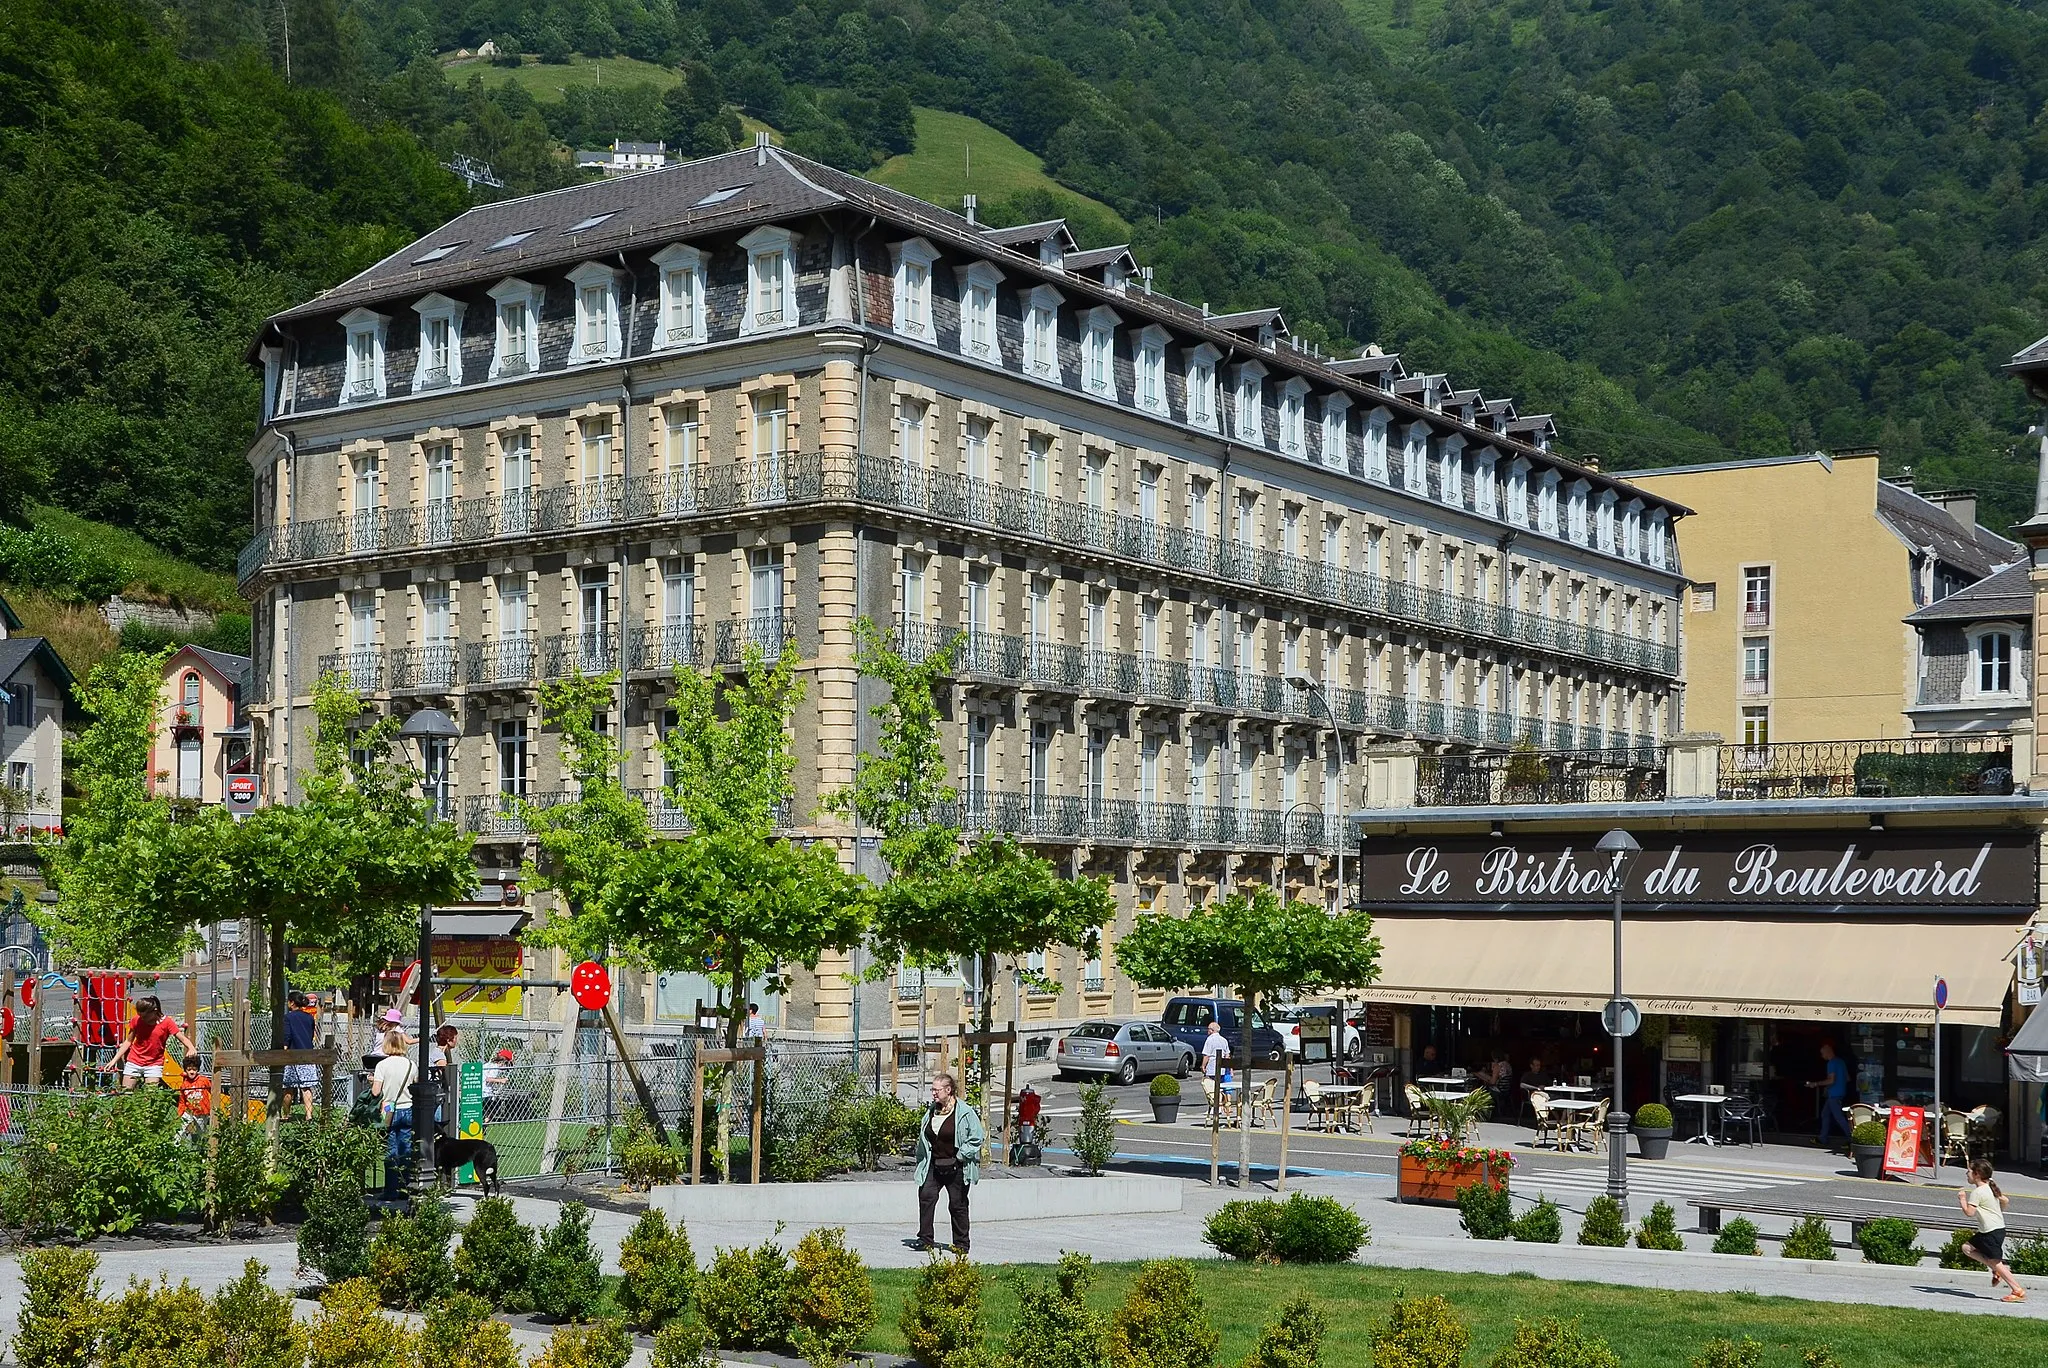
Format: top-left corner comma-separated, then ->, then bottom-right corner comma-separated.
433,936 -> 524,1016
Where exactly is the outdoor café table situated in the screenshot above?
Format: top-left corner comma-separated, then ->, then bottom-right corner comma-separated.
1319,1084 -> 1365,1130
1547,1083 -> 1597,1096
1545,1097 -> 1601,1150
1417,1075 -> 1469,1089
1674,1093 -> 1727,1146
1423,1088 -> 1477,1101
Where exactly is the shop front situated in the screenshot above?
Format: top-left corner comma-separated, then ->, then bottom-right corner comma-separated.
1350,802 -> 2045,1143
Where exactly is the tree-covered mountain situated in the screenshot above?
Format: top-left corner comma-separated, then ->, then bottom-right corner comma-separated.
8,0 -> 2048,577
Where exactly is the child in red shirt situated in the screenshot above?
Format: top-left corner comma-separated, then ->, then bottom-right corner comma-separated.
108,994 -> 198,1088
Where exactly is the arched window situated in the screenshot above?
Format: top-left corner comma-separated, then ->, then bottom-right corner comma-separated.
181,672 -> 200,706
1972,630 -> 2015,695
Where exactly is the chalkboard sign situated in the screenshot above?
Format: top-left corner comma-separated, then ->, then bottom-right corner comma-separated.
1364,1004 -> 1396,1048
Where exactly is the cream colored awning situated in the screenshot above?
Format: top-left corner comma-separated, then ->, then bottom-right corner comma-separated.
1357,915 -> 2017,1027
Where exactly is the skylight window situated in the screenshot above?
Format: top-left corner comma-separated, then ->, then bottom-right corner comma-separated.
565,213 -> 615,233
413,243 -> 464,264
695,186 -> 745,207
487,230 -> 534,251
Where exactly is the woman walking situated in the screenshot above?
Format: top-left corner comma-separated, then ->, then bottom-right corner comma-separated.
912,1073 -> 983,1254
1959,1158 -> 2026,1302
370,1030 -> 418,1199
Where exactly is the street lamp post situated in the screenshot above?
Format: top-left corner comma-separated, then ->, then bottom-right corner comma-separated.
1595,827 -> 1641,1221
398,707 -> 461,1201
1286,675 -> 1349,910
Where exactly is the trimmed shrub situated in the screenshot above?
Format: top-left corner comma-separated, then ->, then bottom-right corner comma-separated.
619,1208 -> 697,1333
622,1140 -> 684,1189
1072,1081 -> 1119,1174
1635,1201 -> 1684,1251
1151,1074 -> 1182,1098
366,1199 -> 456,1309
1009,1253 -> 1109,1368
1689,1340 -> 1761,1368
101,1275 -> 209,1368
205,1260 -> 303,1368
1204,1195 -> 1366,1263
1631,1103 -> 1672,1129
1937,1229 -> 1977,1269
1486,1318 -> 1621,1368
1576,1197 -> 1627,1247
1458,1182 -> 1513,1240
1238,1297 -> 1327,1368
305,1280 -> 412,1368
203,1106 -> 285,1235
1849,1121 -> 1887,1148
13,1247 -> 104,1368
286,1117 -> 382,1285
532,1320 -> 633,1368
420,1293 -> 523,1368
1802,1349 -> 1842,1368
2008,1232 -> 2048,1276
1781,1215 -> 1837,1261
1,1089 -> 198,1239
698,1239 -> 795,1351
530,1203 -> 607,1323
1856,1217 -> 1922,1265
653,1317 -> 719,1368
1511,1198 -> 1562,1244
790,1227 -> 877,1368
1711,1219 -> 1762,1257
1108,1259 -> 1220,1368
900,1254 -> 986,1368
1369,1294 -> 1467,1368
454,1196 -> 536,1312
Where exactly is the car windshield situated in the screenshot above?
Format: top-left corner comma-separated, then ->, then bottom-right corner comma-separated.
1069,1023 -> 1120,1040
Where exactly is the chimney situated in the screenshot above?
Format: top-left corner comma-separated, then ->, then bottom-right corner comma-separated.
1139,266 -> 1153,293
1582,455 -> 1602,473
1924,489 -> 1979,533
755,130 -> 769,167
963,193 -> 977,226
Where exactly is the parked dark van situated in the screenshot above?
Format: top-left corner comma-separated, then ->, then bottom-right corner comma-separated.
1160,997 -> 1286,1066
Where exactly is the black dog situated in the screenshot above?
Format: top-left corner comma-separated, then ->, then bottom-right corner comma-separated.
433,1136 -> 501,1196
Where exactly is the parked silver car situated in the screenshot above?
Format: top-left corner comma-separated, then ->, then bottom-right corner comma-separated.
1055,1019 -> 1195,1085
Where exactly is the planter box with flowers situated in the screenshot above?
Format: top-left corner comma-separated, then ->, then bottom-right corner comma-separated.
1397,1137 -> 1514,1205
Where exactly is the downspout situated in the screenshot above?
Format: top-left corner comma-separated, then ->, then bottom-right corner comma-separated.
617,249 -> 637,793
281,430 -> 297,805
848,214 -> 878,1055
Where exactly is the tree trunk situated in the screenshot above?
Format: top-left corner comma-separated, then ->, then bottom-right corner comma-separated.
1238,987 -> 1255,1189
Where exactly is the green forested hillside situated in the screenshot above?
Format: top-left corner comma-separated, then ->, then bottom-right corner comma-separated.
8,0 -> 2048,581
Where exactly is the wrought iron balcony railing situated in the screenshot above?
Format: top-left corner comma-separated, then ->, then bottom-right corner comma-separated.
1417,748 -> 1668,807
940,791 -> 1341,851
318,648 -> 385,692
239,450 -> 1677,678
1718,736 -> 2014,800
464,636 -> 537,687
716,612 -> 789,665
390,644 -> 460,691
629,623 -> 706,671
543,632 -> 617,678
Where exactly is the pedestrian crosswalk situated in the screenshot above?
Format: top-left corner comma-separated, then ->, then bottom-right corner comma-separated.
1515,1160 -> 1807,1208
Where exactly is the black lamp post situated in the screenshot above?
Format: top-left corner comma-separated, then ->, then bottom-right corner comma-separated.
1595,827 -> 1641,1220
398,707 -> 460,1199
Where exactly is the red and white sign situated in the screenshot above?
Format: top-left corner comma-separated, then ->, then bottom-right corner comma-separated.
570,961 -> 612,1011
1883,1105 -> 1925,1175
225,774 -> 260,814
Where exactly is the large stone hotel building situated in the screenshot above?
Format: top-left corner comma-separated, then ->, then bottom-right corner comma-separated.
238,140 -> 1689,1038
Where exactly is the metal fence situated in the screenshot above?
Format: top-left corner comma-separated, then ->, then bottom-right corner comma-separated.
1717,736 -> 2013,800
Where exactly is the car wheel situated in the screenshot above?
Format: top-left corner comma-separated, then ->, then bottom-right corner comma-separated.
1055,1069 -> 1074,1082
1117,1058 -> 1139,1086
1176,1053 -> 1191,1079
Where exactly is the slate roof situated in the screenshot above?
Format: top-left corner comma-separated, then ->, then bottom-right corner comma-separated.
1875,480 -> 2019,580
0,637 -> 78,719
0,591 -> 19,633
1064,245 -> 1136,273
1904,561 -> 2032,624
176,645 -> 251,692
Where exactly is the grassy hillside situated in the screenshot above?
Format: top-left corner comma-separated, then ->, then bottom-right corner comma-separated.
26,507 -> 241,613
874,109 -> 1130,239
447,52 -> 680,99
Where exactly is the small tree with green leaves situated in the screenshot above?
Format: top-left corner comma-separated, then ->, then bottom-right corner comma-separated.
1118,885 -> 1381,1187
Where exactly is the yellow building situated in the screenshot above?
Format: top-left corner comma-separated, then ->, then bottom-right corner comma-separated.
1630,450 -> 2017,744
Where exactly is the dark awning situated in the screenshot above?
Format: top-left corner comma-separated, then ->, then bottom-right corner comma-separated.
2008,1004 -> 2048,1083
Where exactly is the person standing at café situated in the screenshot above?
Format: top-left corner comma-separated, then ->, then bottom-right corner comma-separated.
1201,1019 -> 1231,1114
911,1072 -> 982,1254
1807,1040 -> 1853,1149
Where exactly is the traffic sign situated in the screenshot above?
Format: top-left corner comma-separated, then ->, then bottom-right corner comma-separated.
1934,978 -> 1948,1010
1601,997 -> 1642,1037
571,961 -> 612,1011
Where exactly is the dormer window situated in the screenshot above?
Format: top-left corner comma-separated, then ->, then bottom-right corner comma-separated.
1039,237 -> 1064,269
955,261 -> 1002,362
1437,434 -> 1465,508
487,277 -> 543,378
1363,409 -> 1390,482
1595,489 -> 1618,553
1567,480 -> 1591,544
1647,509 -> 1669,569
1023,285 -> 1061,380
1320,395 -> 1351,471
1401,422 -> 1428,495
1622,500 -> 1643,560
1538,470 -> 1561,535
890,237 -> 938,340
652,244 -> 706,349
410,293 -> 466,391
339,308 -> 388,403
1134,326 -> 1168,415
1473,449 -> 1498,518
739,225 -> 798,334
566,260 -> 623,364
1505,457 -> 1530,526
1186,344 -> 1220,431
1081,307 -> 1117,399
1277,379 -> 1307,457
1969,629 -> 2019,697
1231,362 -> 1266,443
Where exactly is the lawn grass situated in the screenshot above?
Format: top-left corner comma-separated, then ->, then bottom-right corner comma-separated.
448,52 -> 681,98
872,108 -> 1128,239
863,1260 -> 2030,1368
26,504 -> 242,612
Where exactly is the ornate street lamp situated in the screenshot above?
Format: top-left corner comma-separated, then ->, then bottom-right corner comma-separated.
1595,827 -> 1641,1220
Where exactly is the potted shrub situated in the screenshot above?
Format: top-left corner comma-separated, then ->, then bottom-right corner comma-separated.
1398,1136 -> 1514,1205
1632,1103 -> 1674,1160
1850,1120 -> 1887,1179
1149,1074 -> 1182,1124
